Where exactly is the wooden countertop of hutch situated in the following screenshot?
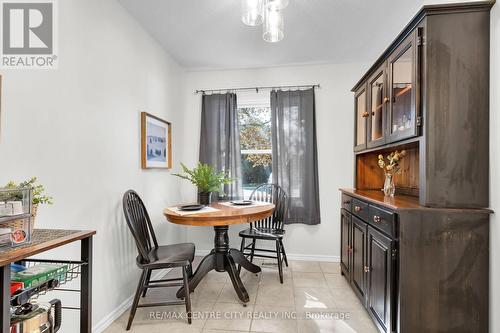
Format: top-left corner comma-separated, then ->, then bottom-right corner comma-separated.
340,188 -> 493,214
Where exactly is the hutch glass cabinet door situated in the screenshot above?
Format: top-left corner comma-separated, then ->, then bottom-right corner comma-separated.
367,66 -> 387,148
387,30 -> 420,142
354,86 -> 368,152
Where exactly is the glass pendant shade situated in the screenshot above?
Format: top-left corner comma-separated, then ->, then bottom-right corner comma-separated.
266,0 -> 289,10
241,0 -> 264,26
263,7 -> 284,42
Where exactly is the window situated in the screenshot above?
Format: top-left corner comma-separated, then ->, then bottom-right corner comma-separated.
237,103 -> 272,198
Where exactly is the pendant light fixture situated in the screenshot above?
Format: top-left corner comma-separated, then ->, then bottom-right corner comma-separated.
241,0 -> 264,26
263,5 -> 284,43
241,0 -> 288,42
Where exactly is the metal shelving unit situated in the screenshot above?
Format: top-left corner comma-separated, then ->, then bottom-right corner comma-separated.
1,229 -> 95,332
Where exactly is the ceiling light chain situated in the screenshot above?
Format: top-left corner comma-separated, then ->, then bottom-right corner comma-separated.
241,0 -> 288,43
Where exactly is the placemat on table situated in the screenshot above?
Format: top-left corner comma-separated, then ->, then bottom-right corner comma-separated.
167,206 -> 220,216
218,201 -> 272,209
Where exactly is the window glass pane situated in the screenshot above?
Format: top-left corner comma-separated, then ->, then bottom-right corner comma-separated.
356,91 -> 366,145
371,74 -> 384,141
238,106 -> 272,198
391,46 -> 413,133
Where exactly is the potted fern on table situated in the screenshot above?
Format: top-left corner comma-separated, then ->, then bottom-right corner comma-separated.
173,163 -> 234,205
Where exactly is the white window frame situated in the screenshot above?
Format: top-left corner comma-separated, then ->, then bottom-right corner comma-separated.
241,149 -> 272,155
237,90 -> 271,109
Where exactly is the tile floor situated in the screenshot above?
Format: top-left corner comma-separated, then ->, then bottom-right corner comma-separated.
104,257 -> 378,333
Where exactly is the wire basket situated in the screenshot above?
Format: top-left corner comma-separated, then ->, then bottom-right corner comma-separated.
16,259 -> 86,300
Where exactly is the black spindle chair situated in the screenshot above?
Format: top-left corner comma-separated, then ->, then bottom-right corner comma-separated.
238,184 -> 288,283
122,190 -> 195,330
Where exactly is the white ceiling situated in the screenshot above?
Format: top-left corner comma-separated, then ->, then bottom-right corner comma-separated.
118,0 -> 424,71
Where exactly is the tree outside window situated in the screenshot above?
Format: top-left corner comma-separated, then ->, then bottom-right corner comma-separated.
238,105 -> 272,197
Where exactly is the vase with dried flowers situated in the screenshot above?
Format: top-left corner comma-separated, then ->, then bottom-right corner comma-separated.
378,150 -> 407,197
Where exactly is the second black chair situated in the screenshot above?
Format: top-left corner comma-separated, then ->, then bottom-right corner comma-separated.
122,190 -> 195,330
238,184 -> 288,283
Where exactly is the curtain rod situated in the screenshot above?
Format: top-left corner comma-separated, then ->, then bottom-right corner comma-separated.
194,84 -> 320,94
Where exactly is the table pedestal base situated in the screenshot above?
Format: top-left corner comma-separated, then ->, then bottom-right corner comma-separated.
177,226 -> 261,303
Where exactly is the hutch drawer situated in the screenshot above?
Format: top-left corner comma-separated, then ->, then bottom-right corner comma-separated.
352,198 -> 368,220
368,204 -> 396,238
342,194 -> 352,212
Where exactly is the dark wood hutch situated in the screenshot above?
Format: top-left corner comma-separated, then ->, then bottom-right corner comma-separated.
340,2 -> 493,333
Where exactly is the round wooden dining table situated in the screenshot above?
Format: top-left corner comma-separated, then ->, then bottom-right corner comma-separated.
164,201 -> 275,304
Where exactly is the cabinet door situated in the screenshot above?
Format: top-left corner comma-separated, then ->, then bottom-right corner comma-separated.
340,209 -> 352,278
366,226 -> 395,333
351,216 -> 367,303
354,85 -> 368,152
367,65 -> 387,148
387,28 -> 422,143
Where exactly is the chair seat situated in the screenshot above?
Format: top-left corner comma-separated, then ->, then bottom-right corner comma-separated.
239,227 -> 285,240
137,242 -> 195,269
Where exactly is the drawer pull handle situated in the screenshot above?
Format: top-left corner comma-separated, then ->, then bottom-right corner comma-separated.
354,205 -> 362,212
364,266 -> 370,273
343,200 -> 351,205
373,215 -> 381,223
347,245 -> 353,253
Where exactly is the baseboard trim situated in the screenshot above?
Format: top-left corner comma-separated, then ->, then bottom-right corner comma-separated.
92,268 -> 170,333
195,249 -> 339,262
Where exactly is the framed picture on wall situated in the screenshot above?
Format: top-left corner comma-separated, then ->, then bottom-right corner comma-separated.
141,112 -> 172,169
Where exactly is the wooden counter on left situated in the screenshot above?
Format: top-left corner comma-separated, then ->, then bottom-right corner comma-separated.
0,229 -> 96,266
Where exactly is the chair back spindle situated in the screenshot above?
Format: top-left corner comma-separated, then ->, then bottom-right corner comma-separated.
249,184 -> 287,231
123,190 -> 159,264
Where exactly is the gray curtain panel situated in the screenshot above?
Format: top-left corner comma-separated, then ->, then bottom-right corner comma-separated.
199,93 -> 242,199
271,88 -> 321,225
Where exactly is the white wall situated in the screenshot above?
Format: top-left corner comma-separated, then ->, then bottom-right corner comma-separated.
0,0 -> 186,331
181,63 -> 367,260
490,3 -> 499,332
